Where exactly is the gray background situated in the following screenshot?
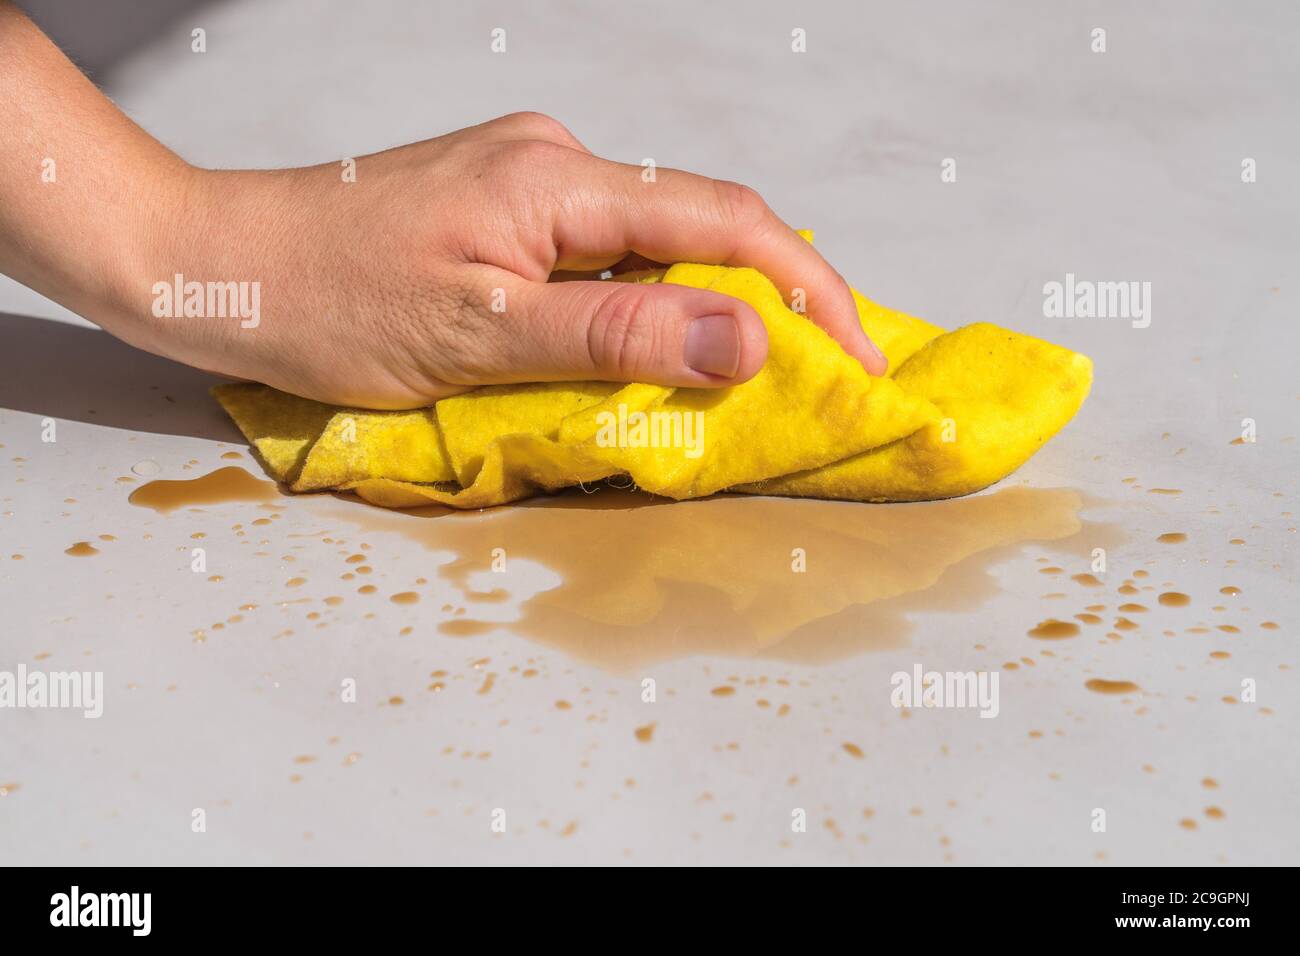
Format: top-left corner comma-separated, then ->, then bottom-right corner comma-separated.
1,0 -> 1295,864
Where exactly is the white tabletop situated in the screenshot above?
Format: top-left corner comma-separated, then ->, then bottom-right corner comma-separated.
1,0 -> 1295,864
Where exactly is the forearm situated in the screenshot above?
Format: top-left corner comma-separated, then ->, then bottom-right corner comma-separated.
0,1 -> 190,349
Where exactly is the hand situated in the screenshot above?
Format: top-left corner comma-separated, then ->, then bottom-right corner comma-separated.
0,2 -> 885,409
143,112 -> 887,408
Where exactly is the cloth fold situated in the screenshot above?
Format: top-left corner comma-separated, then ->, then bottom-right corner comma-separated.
214,254 -> 1091,509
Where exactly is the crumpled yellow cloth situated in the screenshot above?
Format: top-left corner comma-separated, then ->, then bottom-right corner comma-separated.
213,250 -> 1091,509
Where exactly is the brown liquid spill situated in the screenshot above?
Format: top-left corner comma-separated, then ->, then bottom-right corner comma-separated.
1085,678 -> 1140,695
1261,622 -> 1279,630
1074,613 -> 1102,625
1219,586 -> 1241,596
1205,806 -> 1225,819
1114,617 -> 1139,631
324,486 -> 1114,671
634,722 -> 655,743
1158,592 -> 1190,607
1071,573 -> 1103,587
711,685 -> 736,697
220,451 -> 243,460
441,619 -> 494,637
1157,532 -> 1187,544
1118,602 -> 1148,613
1147,488 -> 1182,495
64,541 -> 99,557
842,742 -> 865,759
1028,619 -> 1080,639
390,591 -> 420,605
129,466 -> 280,514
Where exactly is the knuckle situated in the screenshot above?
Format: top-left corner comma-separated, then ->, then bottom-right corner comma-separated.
712,179 -> 769,229
498,111 -> 576,144
588,289 -> 661,379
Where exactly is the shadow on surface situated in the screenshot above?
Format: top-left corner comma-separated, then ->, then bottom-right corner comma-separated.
18,0 -> 217,80
0,311 -> 241,441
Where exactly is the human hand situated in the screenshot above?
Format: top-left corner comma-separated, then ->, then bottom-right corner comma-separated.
138,112 -> 887,408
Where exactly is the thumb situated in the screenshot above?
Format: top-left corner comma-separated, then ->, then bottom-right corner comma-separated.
494,277 -> 769,388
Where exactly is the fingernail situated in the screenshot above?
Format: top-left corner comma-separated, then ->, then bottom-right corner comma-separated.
684,314 -> 741,377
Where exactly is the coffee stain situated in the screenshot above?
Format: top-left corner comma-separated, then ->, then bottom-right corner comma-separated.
441,619 -> 494,636
634,723 -> 656,742
64,541 -> 99,557
1085,678 -> 1140,695
129,466 -> 280,514
1158,592 -> 1190,607
1028,619 -> 1081,639
1156,532 -> 1187,544
317,485 -> 1111,671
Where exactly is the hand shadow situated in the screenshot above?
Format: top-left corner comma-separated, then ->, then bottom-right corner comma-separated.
0,311 -> 242,442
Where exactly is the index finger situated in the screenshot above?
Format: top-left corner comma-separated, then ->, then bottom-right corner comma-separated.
549,159 -> 888,375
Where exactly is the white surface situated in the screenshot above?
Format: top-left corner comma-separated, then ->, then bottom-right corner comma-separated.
1,0 -> 1296,865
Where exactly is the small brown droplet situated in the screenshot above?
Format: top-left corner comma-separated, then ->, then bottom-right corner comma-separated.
1028,619 -> 1080,639
1085,678 -> 1140,695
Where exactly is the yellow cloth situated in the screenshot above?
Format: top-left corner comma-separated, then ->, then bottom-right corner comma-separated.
213,258 -> 1091,509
